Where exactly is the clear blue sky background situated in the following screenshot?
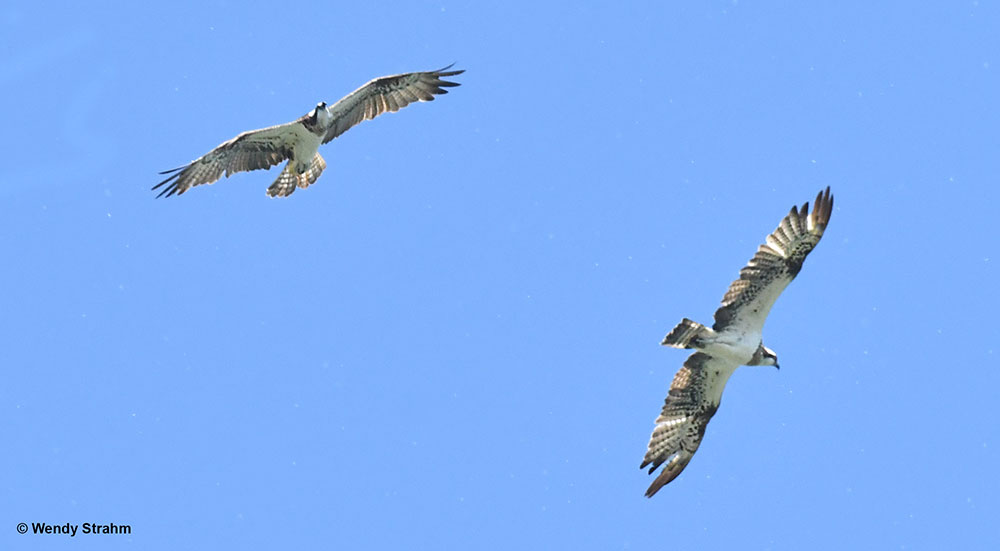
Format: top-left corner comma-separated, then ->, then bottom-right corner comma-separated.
2,1 -> 998,549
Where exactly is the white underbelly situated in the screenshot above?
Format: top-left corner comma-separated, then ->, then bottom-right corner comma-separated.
703,331 -> 761,365
292,134 -> 322,169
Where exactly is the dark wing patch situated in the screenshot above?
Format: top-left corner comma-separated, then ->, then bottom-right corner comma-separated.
640,352 -> 727,497
712,187 -> 834,332
322,65 -> 463,144
152,120 -> 303,198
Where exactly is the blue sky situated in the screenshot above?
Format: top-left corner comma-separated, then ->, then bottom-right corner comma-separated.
2,1 -> 998,549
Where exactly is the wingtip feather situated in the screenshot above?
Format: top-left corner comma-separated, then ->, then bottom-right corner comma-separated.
152,171 -> 183,198
432,62 -> 465,77
643,456 -> 689,497
811,186 -> 834,228
157,165 -> 187,176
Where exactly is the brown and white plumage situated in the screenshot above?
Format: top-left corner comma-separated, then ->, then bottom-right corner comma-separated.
321,66 -> 464,145
641,187 -> 834,497
640,352 -> 726,497
153,65 -> 463,198
712,187 -> 835,334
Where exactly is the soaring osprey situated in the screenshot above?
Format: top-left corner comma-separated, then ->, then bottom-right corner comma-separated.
153,66 -> 463,198
641,187 -> 834,497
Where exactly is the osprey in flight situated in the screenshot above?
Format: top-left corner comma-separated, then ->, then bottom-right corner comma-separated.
641,187 -> 834,497
153,66 -> 463,198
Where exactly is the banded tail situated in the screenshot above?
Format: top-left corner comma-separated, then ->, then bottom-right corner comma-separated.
661,318 -> 709,349
267,154 -> 327,198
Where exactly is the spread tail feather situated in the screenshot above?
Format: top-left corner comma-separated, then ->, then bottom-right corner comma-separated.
267,154 -> 327,198
267,162 -> 299,198
298,153 -> 326,189
661,318 -> 708,349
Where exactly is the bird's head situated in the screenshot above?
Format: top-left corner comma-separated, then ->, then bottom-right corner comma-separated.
312,101 -> 331,126
751,345 -> 780,369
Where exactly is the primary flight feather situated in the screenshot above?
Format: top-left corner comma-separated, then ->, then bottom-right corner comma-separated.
153,65 -> 463,198
641,187 -> 834,497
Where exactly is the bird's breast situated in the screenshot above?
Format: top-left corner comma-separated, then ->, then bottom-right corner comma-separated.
291,132 -> 322,164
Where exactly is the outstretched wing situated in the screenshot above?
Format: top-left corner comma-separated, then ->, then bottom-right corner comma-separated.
712,187 -> 834,333
641,352 -> 736,497
153,118 -> 311,198
322,65 -> 464,144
